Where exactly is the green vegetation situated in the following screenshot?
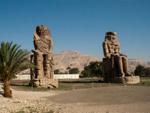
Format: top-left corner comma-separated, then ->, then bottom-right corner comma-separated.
54,67 -> 80,74
80,61 -> 103,78
12,77 -> 150,92
56,82 -> 123,90
139,77 -> 150,86
69,67 -> 80,74
0,42 -> 32,97
58,77 -> 150,90
54,69 -> 61,74
134,65 -> 150,77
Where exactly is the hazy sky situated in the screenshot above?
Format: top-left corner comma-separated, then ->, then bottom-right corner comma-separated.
0,0 -> 150,61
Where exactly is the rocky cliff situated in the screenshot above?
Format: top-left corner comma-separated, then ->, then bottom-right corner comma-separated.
54,51 -> 99,73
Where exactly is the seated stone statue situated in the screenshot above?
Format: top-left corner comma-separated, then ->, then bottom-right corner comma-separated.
30,25 -> 58,88
33,25 -> 54,79
102,32 -> 129,82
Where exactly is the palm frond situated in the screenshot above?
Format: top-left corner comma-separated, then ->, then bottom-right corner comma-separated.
0,41 -> 32,81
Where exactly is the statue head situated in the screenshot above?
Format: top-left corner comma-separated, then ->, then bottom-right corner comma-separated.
36,25 -> 51,37
34,25 -> 53,52
105,32 -> 117,42
106,32 -> 117,36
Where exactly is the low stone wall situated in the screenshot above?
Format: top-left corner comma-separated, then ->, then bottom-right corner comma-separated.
54,74 -> 79,79
15,74 -> 80,80
15,74 -> 30,80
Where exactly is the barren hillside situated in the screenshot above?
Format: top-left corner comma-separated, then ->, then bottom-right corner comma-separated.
54,51 -> 99,72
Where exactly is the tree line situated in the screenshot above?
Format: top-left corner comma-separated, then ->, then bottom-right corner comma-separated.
54,62 -> 150,78
134,65 -> 150,77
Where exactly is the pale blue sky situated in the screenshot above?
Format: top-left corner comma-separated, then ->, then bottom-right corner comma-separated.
0,0 -> 150,61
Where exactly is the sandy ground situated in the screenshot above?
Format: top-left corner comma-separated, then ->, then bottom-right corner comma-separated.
0,85 -> 150,113
49,86 -> 150,113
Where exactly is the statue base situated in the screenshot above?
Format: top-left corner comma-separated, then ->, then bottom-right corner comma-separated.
113,76 -> 140,84
30,78 -> 58,88
125,76 -> 140,84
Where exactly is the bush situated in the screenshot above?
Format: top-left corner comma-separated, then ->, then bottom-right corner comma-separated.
69,67 -> 80,74
134,65 -> 150,77
144,67 -> 150,76
54,69 -> 68,74
54,69 -> 60,74
80,61 -> 102,78
134,65 -> 145,76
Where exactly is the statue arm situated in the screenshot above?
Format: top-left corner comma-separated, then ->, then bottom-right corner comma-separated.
34,32 -> 40,41
103,42 -> 111,58
115,39 -> 121,54
114,42 -> 127,57
33,33 -> 40,50
48,38 -> 53,53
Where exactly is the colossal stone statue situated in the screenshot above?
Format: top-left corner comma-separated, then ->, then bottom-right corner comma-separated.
33,25 -> 54,79
102,32 -> 140,84
30,25 -> 58,88
103,32 -> 129,78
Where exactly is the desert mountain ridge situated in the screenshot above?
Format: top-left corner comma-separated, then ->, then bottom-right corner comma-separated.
54,50 -> 99,72
20,51 -> 150,74
54,51 -> 150,73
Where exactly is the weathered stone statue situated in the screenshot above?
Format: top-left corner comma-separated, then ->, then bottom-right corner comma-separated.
102,32 -> 140,84
30,25 -> 58,88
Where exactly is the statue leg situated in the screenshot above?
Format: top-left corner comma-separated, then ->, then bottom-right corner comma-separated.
122,56 -> 128,75
48,54 -> 54,79
30,55 -> 34,80
115,55 -> 125,77
43,54 -> 50,78
34,52 -> 43,80
43,54 -> 54,79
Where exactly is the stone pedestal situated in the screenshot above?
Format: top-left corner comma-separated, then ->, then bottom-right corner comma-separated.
30,78 -> 58,88
113,76 -> 140,84
125,76 -> 140,84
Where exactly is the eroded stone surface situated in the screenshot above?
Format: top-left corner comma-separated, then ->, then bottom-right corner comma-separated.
30,25 -> 58,88
125,76 -> 140,84
102,32 -> 140,84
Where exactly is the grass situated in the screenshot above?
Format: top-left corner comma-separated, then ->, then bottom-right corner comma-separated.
11,77 -> 150,91
55,82 -> 123,90
12,81 -> 122,91
57,77 -> 150,90
137,77 -> 150,86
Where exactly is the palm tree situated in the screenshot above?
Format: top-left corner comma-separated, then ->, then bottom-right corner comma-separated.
0,42 -> 31,97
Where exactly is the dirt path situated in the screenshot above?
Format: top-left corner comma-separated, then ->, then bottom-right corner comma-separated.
48,86 -> 150,113
49,86 -> 150,104
0,85 -> 150,113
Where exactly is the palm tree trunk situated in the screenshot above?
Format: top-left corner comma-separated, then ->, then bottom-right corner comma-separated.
3,80 -> 12,98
